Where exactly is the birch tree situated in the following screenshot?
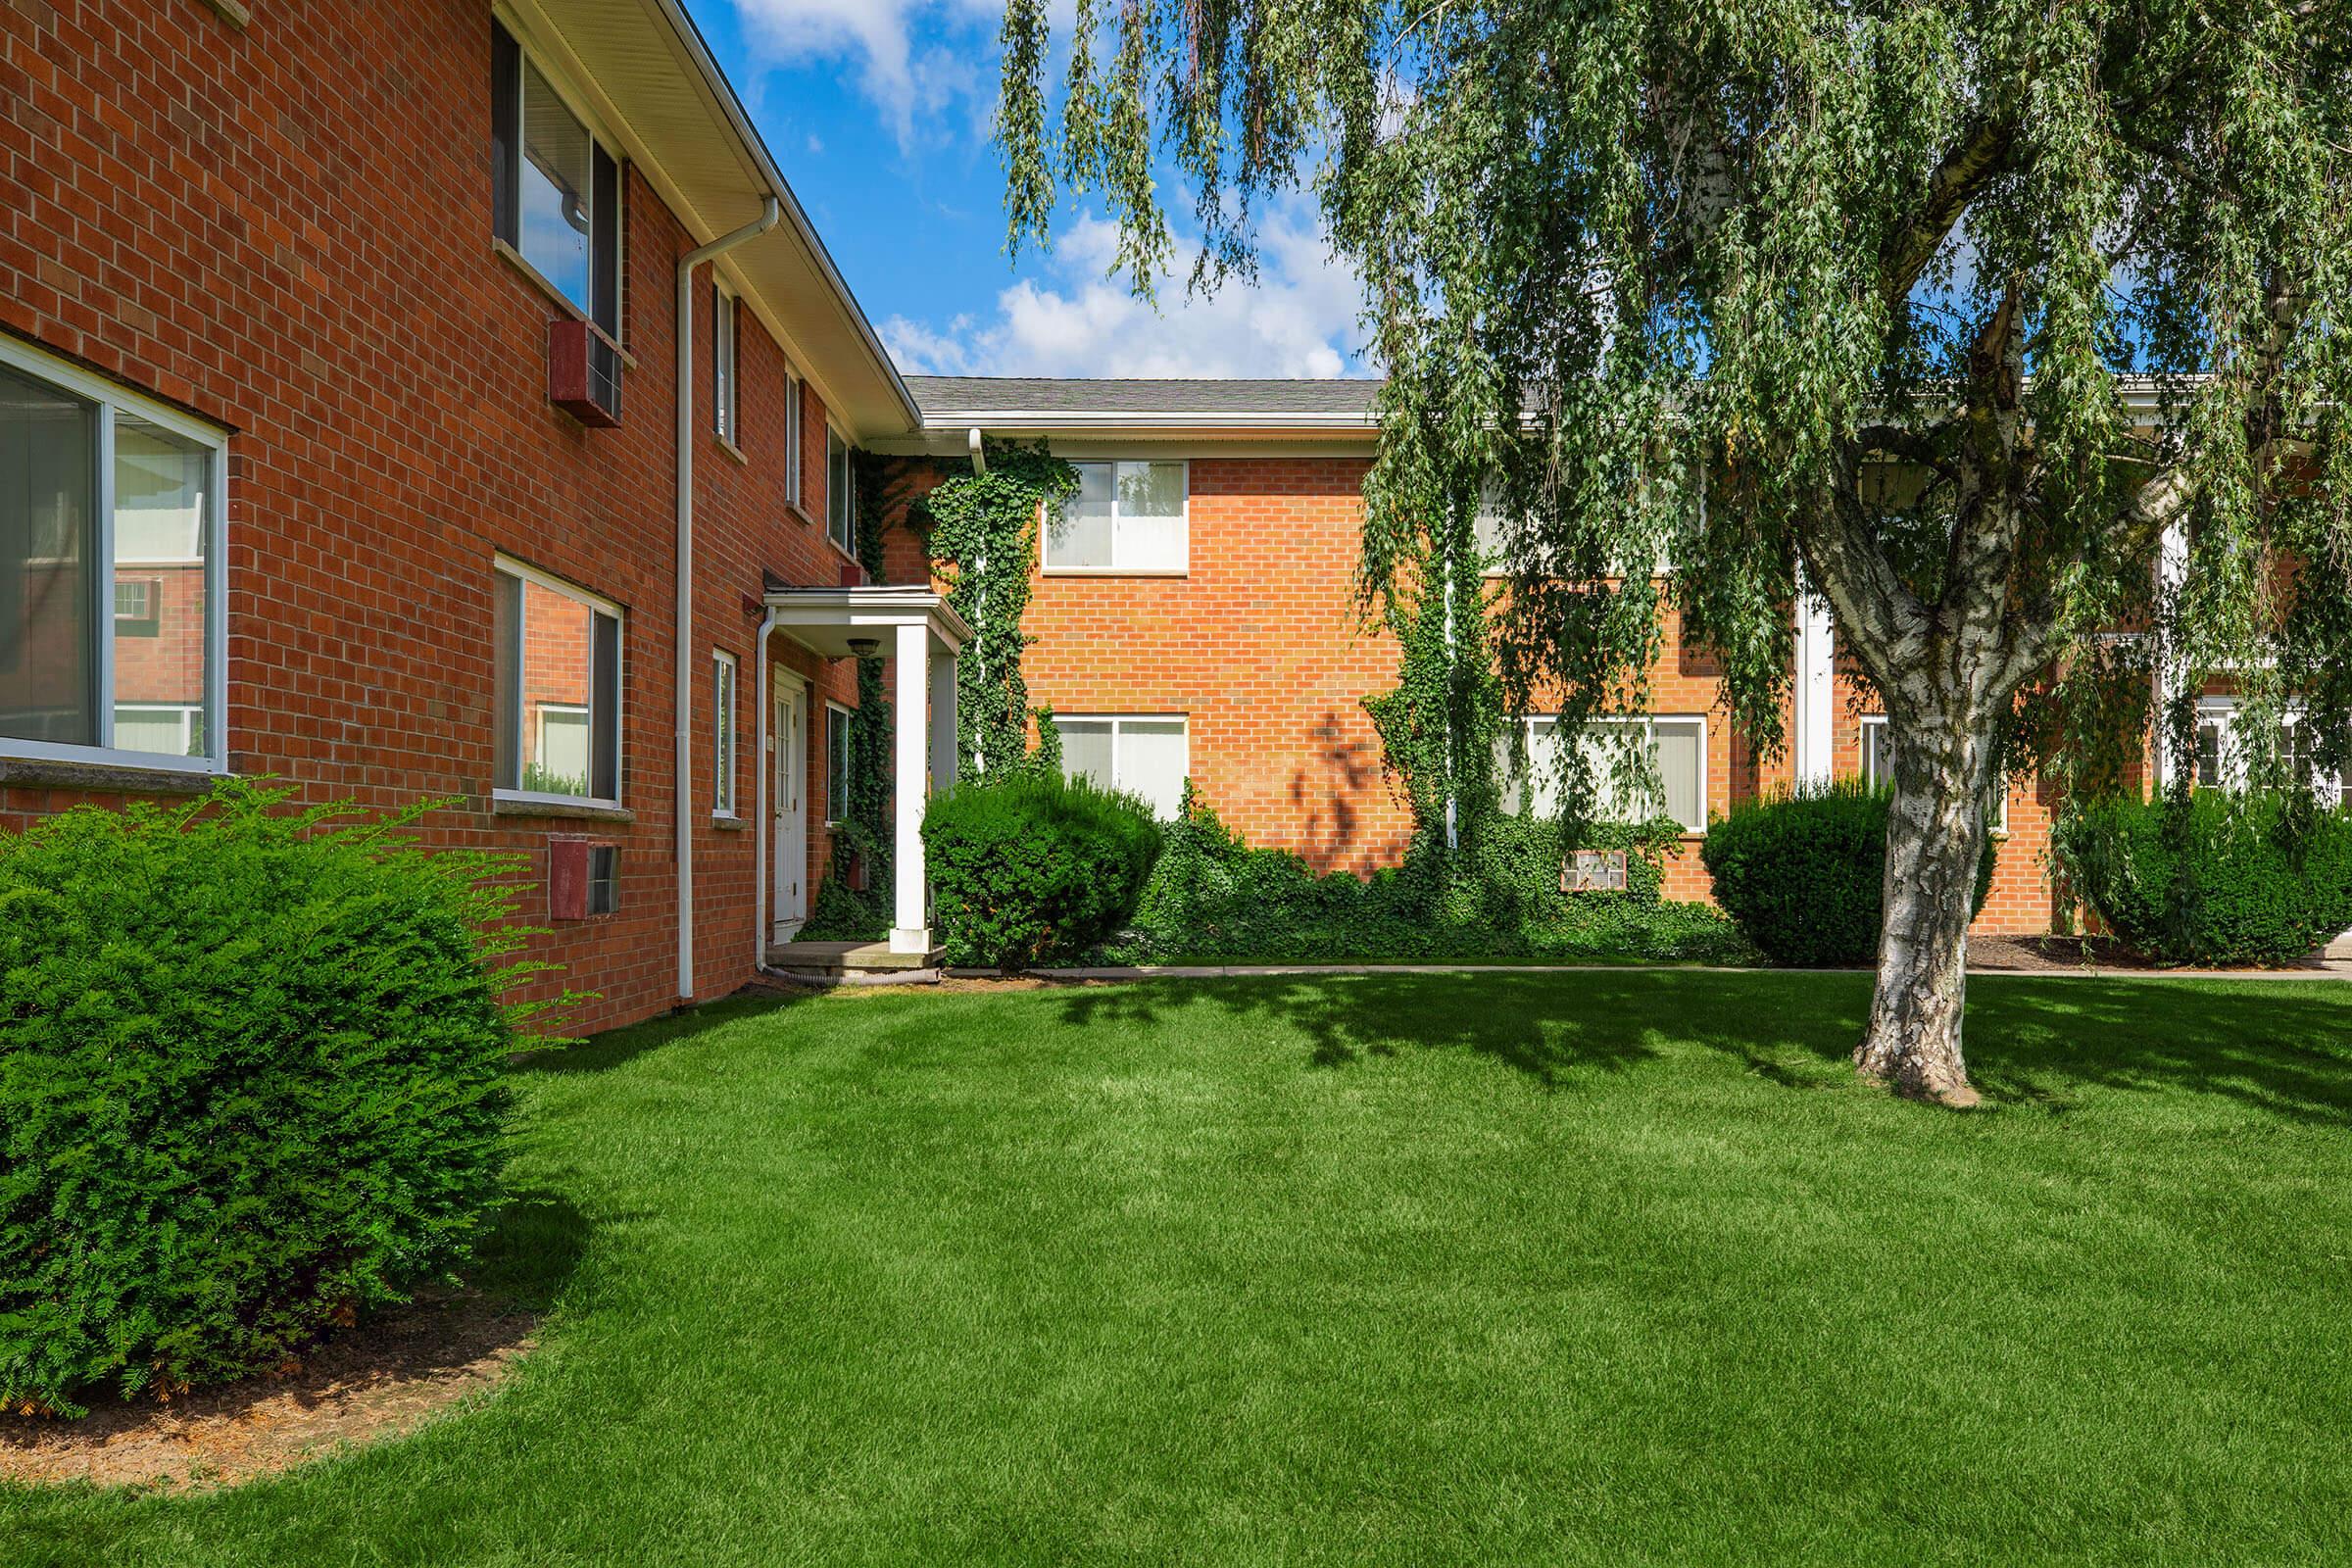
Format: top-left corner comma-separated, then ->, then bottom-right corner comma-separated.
1000,0 -> 2352,1104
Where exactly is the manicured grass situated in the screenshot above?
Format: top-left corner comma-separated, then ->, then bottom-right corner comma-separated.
9,972 -> 2351,1565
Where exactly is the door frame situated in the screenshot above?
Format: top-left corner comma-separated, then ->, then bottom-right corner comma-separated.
771,667 -> 809,940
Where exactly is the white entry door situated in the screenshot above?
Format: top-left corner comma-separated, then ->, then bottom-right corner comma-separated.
773,673 -> 808,937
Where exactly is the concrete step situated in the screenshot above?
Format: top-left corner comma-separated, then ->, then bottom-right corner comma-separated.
766,939 -> 942,976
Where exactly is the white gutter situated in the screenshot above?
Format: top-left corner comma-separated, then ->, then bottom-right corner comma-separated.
967,425 -> 988,475
675,196 -> 780,1004
647,0 -> 922,432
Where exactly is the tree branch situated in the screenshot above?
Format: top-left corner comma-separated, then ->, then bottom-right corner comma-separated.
1879,114 -> 2016,303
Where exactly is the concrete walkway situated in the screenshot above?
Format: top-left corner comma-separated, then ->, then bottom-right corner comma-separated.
1006,958 -> 2352,983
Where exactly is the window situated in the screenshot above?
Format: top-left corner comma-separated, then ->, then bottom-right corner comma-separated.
1860,714 -> 2009,831
784,374 -> 805,508
825,702 -> 852,824
826,426 -> 855,555
2194,697 -> 2352,804
491,22 -> 620,337
587,844 -> 618,915
712,651 -> 738,817
493,560 -> 621,804
712,286 -> 738,447
1044,461 -> 1187,572
1058,715 -> 1189,819
1,339 -> 223,769
1500,715 -> 1706,833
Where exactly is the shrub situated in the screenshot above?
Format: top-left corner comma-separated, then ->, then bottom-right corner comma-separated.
1700,781 -> 1995,967
2055,791 -> 2352,965
1106,787 -> 1749,965
923,772 -> 1161,970
0,783 -> 560,1416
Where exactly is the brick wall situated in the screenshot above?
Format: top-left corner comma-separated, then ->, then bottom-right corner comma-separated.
917,448 -> 2075,934
0,0 -> 861,1028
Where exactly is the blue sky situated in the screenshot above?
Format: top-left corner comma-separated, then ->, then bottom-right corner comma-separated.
683,0 -> 1372,379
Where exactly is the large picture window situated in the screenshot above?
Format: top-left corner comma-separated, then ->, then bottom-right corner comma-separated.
1045,461 -> 1187,572
0,340 -> 223,769
493,560 -> 621,805
1500,714 -> 1706,832
1058,715 -> 1189,819
491,21 -> 620,340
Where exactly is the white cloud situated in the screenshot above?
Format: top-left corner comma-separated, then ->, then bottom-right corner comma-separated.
724,0 -> 1005,151
882,208 -> 1370,379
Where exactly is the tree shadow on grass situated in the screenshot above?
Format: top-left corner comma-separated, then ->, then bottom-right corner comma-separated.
1049,970 -> 2352,1122
510,988 -> 820,1077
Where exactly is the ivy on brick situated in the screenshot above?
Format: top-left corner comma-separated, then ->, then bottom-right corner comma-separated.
918,439 -> 1078,778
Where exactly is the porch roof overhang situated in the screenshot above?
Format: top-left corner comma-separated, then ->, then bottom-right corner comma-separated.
761,585 -> 969,660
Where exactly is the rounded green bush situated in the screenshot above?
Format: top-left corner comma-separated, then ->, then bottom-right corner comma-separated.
1700,781 -> 1996,966
2055,791 -> 2352,965
923,773 -> 1162,970
0,784 -> 544,1415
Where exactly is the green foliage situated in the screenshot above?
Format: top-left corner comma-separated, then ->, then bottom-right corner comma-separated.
1701,782 -> 1995,967
1106,784 -> 1748,965
922,772 -> 1161,970
2055,792 -> 2352,966
918,440 -> 1079,779
0,782 -> 565,1415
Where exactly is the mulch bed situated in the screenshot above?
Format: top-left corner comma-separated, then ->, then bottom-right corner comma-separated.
0,1290 -> 535,1492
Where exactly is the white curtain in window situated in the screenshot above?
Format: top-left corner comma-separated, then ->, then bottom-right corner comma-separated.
1118,718 -> 1189,818
1114,461 -> 1186,570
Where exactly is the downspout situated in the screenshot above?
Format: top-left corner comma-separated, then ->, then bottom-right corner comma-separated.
965,426 -> 987,774
752,598 -> 782,972
675,196 -> 780,1004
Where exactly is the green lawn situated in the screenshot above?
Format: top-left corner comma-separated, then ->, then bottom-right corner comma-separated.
9,972 -> 2352,1566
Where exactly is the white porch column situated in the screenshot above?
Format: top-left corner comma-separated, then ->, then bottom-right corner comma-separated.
928,649 -> 958,793
1792,574 -> 1836,788
891,620 -> 932,955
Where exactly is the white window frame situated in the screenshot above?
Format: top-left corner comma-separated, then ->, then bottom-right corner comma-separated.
1042,459 -> 1191,575
1505,713 -> 1709,834
2192,695 -> 2350,806
1054,713 -> 1191,817
784,372 -> 804,505
492,554 -> 624,808
712,650 -> 739,817
712,285 -> 738,449
1860,713 -> 2009,833
0,333 -> 227,775
823,699 -> 853,825
825,423 -> 856,557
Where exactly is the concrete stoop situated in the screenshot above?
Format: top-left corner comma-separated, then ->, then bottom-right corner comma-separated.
764,939 -> 944,984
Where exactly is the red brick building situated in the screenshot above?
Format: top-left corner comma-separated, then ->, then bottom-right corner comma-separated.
4,0 -> 2104,1035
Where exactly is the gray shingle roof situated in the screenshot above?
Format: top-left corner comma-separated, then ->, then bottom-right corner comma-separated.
905,375 -> 1384,419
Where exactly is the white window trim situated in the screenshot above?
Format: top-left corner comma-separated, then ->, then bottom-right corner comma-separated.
1510,712 -> 1709,834
1054,712 -> 1191,815
822,698 -> 854,825
712,285 -> 738,448
492,553 -> 624,808
1859,713 -> 2010,834
2192,695 -> 2349,804
824,422 -> 856,559
712,650 -> 739,818
784,371 -> 804,504
0,333 -> 227,775
1041,459 -> 1192,576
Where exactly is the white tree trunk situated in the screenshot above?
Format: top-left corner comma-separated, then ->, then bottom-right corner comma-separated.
1854,709 -> 1996,1107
